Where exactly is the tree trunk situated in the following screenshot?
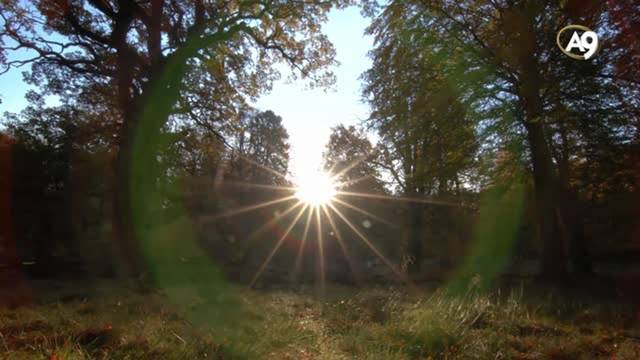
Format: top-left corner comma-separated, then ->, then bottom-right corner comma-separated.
558,187 -> 593,274
112,117 -> 143,277
518,42 -> 568,279
0,136 -> 19,269
554,117 -> 593,274
110,1 -> 140,278
521,84 -> 570,277
109,18 -> 245,278
0,135 -> 32,307
407,201 -> 424,274
511,3 -> 568,279
567,215 -> 592,274
523,121 -> 567,278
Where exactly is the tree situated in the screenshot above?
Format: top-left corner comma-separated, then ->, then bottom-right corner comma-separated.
1,0 -> 350,275
322,124 -> 400,280
0,132 -> 17,273
229,110 -> 290,185
362,2 -> 480,272
365,0 -> 640,277
324,124 -> 385,193
429,0 -> 640,277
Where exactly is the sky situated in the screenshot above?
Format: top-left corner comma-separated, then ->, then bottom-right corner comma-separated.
0,6 -> 373,180
254,6 -> 373,179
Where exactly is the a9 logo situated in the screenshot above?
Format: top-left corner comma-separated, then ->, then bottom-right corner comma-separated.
556,25 -> 600,60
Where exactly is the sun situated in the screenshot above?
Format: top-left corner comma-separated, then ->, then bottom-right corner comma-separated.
294,170 -> 337,206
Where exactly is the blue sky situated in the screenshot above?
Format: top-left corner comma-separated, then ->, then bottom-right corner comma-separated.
0,6 -> 373,178
254,6 -> 373,178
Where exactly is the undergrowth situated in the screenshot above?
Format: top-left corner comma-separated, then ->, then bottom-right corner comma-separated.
1,280 -> 639,359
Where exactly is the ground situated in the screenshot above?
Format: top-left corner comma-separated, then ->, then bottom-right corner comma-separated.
1,279 -> 640,359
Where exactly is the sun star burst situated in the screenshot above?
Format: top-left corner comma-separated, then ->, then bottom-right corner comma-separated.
210,156 -> 425,288
294,170 -> 337,207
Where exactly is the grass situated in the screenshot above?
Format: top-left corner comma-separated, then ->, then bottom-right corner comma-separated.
1,279 -> 640,359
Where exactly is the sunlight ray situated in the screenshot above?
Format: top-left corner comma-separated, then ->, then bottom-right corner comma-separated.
332,197 -> 398,228
315,206 -> 326,293
221,181 -> 297,192
329,153 -> 371,182
250,204 -> 309,288
291,207 -> 315,282
327,203 -> 406,282
336,191 -> 462,207
203,195 -> 297,221
326,157 -> 343,175
334,174 -> 373,189
237,154 -> 289,181
321,205 -> 360,283
246,201 -> 305,242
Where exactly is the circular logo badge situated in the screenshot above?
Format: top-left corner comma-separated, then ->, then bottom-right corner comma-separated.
556,25 -> 600,60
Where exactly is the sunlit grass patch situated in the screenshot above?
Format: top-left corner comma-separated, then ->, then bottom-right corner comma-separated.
2,280 -> 640,359
326,289 -> 504,359
311,284 -> 640,359
0,283 -> 231,359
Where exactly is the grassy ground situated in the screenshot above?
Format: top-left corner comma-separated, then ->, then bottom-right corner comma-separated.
1,279 -> 640,359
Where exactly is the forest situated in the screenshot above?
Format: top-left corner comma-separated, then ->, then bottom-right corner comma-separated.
1,0 -> 640,359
